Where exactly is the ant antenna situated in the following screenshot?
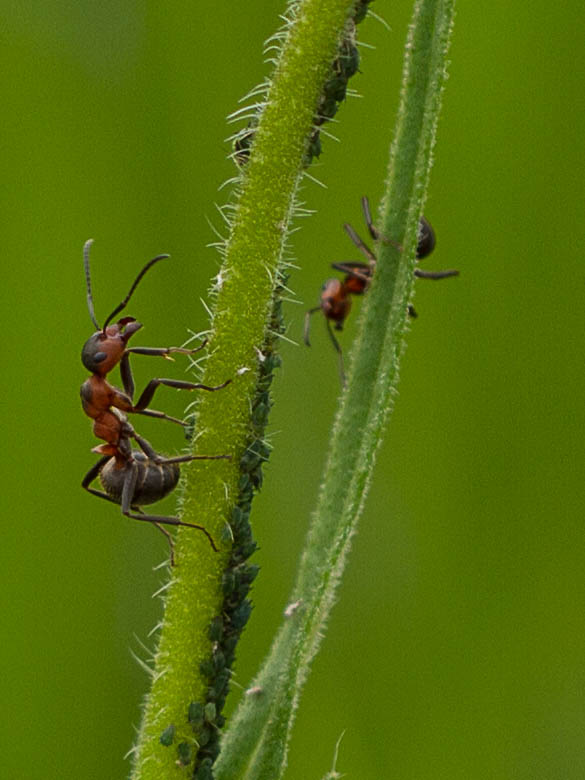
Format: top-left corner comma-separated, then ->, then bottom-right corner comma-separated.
84,239 -> 100,331
102,253 -> 170,331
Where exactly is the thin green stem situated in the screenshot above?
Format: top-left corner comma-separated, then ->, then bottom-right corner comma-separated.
214,2 -> 456,778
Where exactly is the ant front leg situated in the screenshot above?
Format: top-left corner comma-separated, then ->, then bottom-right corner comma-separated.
119,339 -> 208,402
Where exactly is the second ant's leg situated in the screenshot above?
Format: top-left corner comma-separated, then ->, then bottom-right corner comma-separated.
132,377 -> 231,412
304,307 -> 321,347
414,268 -> 459,280
361,196 -> 380,241
343,222 -> 376,263
326,319 -> 346,387
354,196 -> 403,253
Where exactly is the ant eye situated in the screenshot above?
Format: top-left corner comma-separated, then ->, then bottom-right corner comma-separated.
93,352 -> 107,363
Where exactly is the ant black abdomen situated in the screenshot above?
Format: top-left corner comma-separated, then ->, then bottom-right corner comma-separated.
100,451 -> 180,507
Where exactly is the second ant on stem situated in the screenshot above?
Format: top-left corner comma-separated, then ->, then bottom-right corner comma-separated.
304,197 -> 459,384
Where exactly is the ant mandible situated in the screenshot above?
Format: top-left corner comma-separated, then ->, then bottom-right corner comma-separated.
80,240 -> 231,559
304,196 -> 459,383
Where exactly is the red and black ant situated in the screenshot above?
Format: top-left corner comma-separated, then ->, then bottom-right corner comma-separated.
304,196 -> 459,383
80,240 -> 231,560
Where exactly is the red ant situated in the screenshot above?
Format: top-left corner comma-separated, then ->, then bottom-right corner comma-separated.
80,240 -> 231,560
304,196 -> 459,383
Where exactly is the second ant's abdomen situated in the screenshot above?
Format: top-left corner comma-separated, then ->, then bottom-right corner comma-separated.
100,452 -> 180,506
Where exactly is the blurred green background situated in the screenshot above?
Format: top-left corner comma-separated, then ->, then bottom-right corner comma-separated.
1,1 -> 584,778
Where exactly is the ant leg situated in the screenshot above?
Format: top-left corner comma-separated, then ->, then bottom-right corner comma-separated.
120,461 -> 219,554
126,338 -> 208,359
408,304 -> 418,319
361,196 -> 380,241
153,521 -> 176,566
343,222 -> 376,263
325,319 -> 346,387
82,456 -> 119,504
120,341 -> 208,401
135,408 -> 189,427
120,353 -> 135,400
132,432 -> 162,461
414,268 -> 459,280
158,453 -> 231,464
132,377 -> 231,413
348,198 -> 403,255
133,509 -> 176,565
82,455 -> 110,488
132,431 -> 231,464
304,307 -> 321,347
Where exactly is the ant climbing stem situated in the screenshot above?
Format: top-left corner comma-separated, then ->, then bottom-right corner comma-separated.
304,196 -> 459,385
80,240 -> 232,563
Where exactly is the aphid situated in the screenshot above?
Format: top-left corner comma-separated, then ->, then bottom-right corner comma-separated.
232,118 -> 258,167
304,197 -> 459,383
80,241 -> 231,560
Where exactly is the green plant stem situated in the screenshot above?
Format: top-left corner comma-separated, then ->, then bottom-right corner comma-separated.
214,1 -> 456,778
130,1 -> 358,777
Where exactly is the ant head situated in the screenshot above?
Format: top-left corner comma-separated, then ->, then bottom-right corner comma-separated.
81,317 -> 143,375
82,240 -> 169,373
320,278 -> 351,324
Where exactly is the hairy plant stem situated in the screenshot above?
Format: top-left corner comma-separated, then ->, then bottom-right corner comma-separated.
214,1 -> 456,778
130,1 -> 359,778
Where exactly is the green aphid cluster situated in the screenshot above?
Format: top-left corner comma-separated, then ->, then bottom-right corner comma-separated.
189,280 -> 286,777
160,284 -> 285,774
233,0 -> 374,169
